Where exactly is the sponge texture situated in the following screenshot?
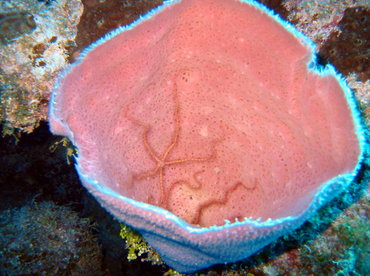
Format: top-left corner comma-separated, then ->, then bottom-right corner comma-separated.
50,0 -> 360,227
49,0 -> 364,272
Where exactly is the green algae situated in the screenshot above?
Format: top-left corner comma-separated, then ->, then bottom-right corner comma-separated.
119,224 -> 163,265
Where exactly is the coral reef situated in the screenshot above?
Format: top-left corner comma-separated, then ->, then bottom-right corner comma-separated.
0,12 -> 36,44
0,201 -> 103,275
0,0 -> 82,135
283,0 -> 369,46
346,75 -> 370,130
319,6 -> 370,82
0,0 -> 368,275
48,0 -> 365,272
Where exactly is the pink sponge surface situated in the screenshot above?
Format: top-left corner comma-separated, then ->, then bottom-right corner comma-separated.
50,0 -> 361,228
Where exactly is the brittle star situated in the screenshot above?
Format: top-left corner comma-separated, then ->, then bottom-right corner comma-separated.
125,80 -> 214,206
